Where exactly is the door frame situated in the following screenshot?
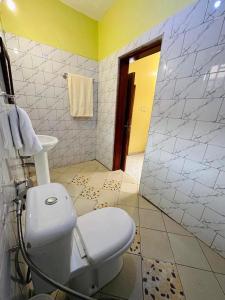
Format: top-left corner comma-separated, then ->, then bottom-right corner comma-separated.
113,39 -> 162,170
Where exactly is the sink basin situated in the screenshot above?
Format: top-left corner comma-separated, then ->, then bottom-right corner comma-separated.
34,135 -> 58,185
37,135 -> 58,152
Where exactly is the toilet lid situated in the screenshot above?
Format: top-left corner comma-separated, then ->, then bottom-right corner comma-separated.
77,207 -> 135,264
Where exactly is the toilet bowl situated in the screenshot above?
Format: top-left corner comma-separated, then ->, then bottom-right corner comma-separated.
25,183 -> 135,296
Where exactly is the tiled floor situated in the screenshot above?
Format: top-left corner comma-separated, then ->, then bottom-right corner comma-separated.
125,153 -> 144,183
49,160 -> 225,300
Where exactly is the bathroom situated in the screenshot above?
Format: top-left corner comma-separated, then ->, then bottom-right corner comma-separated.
0,0 -> 225,299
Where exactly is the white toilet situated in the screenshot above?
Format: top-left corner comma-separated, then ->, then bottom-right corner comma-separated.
25,183 -> 135,296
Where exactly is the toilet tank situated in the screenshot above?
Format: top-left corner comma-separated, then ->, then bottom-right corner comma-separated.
25,183 -> 76,294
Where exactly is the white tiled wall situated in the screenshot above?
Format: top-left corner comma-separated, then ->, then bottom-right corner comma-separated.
96,0 -> 225,258
4,33 -> 98,169
0,75 -> 26,298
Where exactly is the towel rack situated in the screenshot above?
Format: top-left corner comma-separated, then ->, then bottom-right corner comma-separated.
0,91 -> 15,99
62,72 -> 95,81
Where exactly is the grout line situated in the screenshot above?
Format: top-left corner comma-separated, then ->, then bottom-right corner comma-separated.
137,194 -> 145,300
161,213 -> 187,297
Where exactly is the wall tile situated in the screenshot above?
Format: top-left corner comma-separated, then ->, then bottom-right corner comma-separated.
182,17 -> 224,55
205,0 -> 225,21
96,0 -> 225,258
183,98 -> 222,121
6,34 -> 98,168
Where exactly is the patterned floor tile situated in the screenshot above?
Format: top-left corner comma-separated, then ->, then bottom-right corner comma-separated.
127,226 -> 141,256
75,197 -> 98,216
72,174 -> 89,186
80,185 -> 100,200
94,202 -> 110,210
103,179 -> 121,191
142,258 -> 185,300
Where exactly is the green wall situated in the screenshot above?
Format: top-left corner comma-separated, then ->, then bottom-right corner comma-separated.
0,0 -> 98,60
98,0 -> 194,59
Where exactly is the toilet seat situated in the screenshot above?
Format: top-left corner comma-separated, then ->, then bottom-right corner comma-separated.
76,207 -> 135,264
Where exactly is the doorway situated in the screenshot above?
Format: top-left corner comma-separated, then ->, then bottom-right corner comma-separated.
113,40 -> 161,182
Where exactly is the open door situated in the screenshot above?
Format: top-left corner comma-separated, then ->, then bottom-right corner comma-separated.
120,72 -> 136,170
113,71 -> 136,171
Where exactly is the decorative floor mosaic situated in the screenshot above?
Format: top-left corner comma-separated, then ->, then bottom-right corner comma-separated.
103,179 -> 121,191
72,175 -> 89,186
80,185 -> 100,200
128,226 -> 141,255
142,259 -> 185,300
94,202 -> 110,210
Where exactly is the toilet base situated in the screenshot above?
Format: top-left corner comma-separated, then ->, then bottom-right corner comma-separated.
68,255 -> 124,298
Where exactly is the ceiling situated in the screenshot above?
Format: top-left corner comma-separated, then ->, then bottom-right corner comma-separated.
60,0 -> 115,20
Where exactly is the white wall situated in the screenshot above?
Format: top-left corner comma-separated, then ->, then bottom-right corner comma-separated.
5,32 -> 98,169
96,0 -> 225,258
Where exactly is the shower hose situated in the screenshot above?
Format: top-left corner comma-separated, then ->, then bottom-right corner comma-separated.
16,199 -> 97,300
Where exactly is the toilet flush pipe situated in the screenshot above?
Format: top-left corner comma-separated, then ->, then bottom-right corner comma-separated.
16,200 -> 96,300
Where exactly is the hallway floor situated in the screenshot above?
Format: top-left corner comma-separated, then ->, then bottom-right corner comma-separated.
50,160 -> 225,300
125,153 -> 144,184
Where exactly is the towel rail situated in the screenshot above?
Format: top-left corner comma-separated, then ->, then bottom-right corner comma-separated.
62,72 -> 95,81
0,91 -> 15,99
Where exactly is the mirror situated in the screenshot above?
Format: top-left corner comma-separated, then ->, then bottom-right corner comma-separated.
0,36 -> 14,104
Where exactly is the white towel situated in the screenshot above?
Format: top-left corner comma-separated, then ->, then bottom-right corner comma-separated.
8,106 -> 43,156
0,111 -> 14,151
67,73 -> 93,117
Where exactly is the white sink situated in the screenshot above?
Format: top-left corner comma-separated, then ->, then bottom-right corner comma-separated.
37,135 -> 58,152
34,135 -> 58,185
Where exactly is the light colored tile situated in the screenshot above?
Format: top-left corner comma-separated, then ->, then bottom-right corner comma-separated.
173,190 -> 204,220
141,228 -> 174,262
194,44 -> 225,76
117,205 -> 139,226
177,265 -> 225,300
218,99 -> 225,123
96,190 -> 119,207
174,75 -> 208,100
171,0 -> 208,37
127,227 -> 141,256
182,17 -> 223,55
183,98 -> 222,122
165,53 -> 196,80
63,183 -> 84,200
159,197 -> 184,224
167,118 -> 196,139
215,171 -> 225,191
201,208 -> 225,238
182,159 -> 219,189
211,234 -> 225,258
138,196 -> 158,211
205,0 -> 225,21
120,182 -> 138,194
182,212 -> 216,246
88,171 -> 108,189
118,192 -> 139,207
163,214 -> 192,236
168,233 -> 211,270
174,138 -> 207,162
101,253 -> 143,300
142,258 -> 185,300
74,197 -> 97,216
139,209 -> 165,231
215,273 -> 225,295
199,240 -> 225,274
155,80 -> 176,100
194,121 -> 225,148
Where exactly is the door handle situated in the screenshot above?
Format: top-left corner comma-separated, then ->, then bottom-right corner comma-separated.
124,124 -> 131,128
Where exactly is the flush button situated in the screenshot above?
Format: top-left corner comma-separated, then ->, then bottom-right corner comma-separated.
45,197 -> 58,205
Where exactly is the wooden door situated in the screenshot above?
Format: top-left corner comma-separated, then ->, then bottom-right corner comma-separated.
120,72 -> 136,170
